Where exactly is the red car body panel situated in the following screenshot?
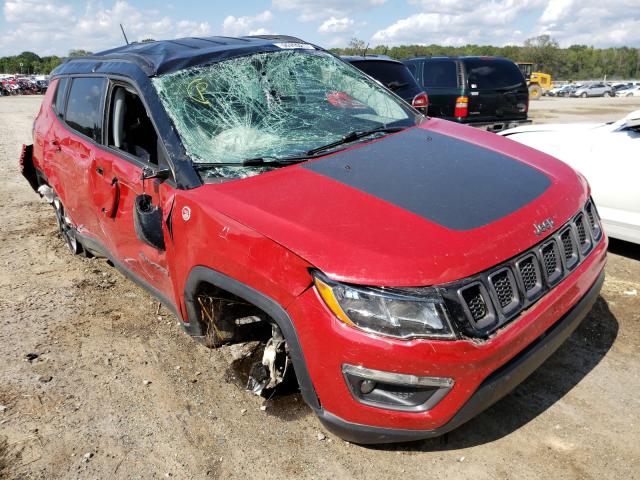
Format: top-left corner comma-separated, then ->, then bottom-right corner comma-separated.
29,55 -> 606,443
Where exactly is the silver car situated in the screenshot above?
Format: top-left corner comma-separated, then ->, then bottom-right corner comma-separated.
571,82 -> 613,98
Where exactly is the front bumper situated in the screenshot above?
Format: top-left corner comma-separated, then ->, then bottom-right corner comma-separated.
286,236 -> 606,443
317,269 -> 604,443
464,118 -> 532,132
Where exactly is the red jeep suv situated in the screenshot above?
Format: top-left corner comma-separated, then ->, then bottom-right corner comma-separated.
21,36 -> 607,444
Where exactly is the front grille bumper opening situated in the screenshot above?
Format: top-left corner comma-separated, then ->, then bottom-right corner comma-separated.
441,199 -> 602,338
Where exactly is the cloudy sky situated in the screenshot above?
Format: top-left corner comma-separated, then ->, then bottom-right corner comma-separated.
1,0 -> 638,56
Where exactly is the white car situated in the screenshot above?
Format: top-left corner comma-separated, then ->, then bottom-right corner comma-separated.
500,110 -> 640,244
616,85 -> 640,97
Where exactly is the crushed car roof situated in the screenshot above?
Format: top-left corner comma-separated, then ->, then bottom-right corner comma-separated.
53,35 -> 320,77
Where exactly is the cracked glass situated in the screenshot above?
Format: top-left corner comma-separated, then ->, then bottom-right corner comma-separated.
152,49 -> 420,178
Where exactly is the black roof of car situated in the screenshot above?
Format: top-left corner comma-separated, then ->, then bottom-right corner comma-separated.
342,55 -> 400,63
403,55 -> 510,61
53,35 -> 320,77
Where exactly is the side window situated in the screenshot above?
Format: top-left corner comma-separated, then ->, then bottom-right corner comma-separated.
52,77 -> 68,118
108,85 -> 160,165
423,61 -> 458,88
65,77 -> 107,142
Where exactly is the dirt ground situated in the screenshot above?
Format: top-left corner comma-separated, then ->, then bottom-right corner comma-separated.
0,95 -> 639,479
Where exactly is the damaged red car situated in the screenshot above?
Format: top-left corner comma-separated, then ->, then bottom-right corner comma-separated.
21,35 -> 607,444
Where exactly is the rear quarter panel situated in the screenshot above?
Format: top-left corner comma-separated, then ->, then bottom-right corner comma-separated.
32,78 -> 59,172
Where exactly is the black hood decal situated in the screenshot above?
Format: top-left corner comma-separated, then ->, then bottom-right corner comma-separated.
303,127 -> 550,231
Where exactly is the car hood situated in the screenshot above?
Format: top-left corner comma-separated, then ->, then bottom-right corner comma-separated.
500,123 -> 606,135
196,119 -> 588,287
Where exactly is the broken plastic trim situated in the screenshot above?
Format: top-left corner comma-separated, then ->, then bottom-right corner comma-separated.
247,323 -> 290,396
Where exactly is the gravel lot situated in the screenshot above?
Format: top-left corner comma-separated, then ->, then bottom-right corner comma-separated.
0,95 -> 639,479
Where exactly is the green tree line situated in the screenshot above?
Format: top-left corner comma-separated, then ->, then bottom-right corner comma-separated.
333,35 -> 640,81
2,35 -> 639,80
0,49 -> 95,75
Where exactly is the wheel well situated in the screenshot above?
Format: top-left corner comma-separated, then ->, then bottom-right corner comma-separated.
192,281 -> 273,347
182,266 -> 321,410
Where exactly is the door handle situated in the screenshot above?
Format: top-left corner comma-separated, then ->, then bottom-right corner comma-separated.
101,178 -> 120,218
95,166 -> 104,176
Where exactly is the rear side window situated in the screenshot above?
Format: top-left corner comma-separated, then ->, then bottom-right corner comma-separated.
464,59 -> 525,90
423,61 -> 458,88
53,77 -> 68,117
65,77 -> 106,141
352,61 -> 418,88
405,63 -> 417,77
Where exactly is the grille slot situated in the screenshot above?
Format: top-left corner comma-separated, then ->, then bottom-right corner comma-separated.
493,272 -> 513,308
574,213 -> 592,255
539,240 -> 563,286
559,228 -> 579,270
542,242 -> 558,277
516,254 -> 542,300
585,201 -> 602,240
576,215 -> 587,245
461,285 -> 487,321
520,258 -> 537,291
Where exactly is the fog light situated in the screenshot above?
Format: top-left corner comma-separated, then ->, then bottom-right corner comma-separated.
360,379 -> 376,394
342,364 -> 454,412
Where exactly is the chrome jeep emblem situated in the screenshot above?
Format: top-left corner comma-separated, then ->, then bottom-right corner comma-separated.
533,218 -> 554,235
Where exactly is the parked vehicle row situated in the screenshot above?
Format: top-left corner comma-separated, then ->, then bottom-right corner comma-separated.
0,75 -> 48,95
21,35 -> 607,444
615,85 -> 640,97
547,81 -> 640,98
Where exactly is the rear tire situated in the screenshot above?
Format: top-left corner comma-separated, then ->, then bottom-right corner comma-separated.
52,198 -> 83,255
529,84 -> 542,100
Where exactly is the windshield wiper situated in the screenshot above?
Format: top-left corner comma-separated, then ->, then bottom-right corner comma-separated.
193,156 -> 311,170
306,126 -> 406,156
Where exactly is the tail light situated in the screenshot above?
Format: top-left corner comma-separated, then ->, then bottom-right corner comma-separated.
454,96 -> 468,118
412,92 -> 429,113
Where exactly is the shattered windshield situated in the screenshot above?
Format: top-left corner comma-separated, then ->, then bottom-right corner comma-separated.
152,49 -> 420,178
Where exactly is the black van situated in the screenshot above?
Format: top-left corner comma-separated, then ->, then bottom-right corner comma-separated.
403,56 -> 530,132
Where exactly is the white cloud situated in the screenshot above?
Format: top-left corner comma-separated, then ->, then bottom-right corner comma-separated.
0,0 -> 263,56
539,0 -> 573,23
273,0 -> 385,22
3,0 -> 72,22
372,1 -> 543,46
318,16 -> 355,34
371,0 -> 639,47
0,0 -> 174,54
221,10 -> 273,36
534,1 -> 640,46
175,20 -> 212,38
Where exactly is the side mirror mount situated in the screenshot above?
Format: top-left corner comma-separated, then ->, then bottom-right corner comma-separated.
141,166 -> 172,181
133,194 -> 165,250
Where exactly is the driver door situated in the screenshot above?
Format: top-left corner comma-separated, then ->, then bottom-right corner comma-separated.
92,81 -> 176,302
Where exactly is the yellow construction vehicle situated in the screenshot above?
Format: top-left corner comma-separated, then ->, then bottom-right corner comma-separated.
516,62 -> 552,100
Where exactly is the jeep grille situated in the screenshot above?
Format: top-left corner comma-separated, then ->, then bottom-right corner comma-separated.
443,199 -> 602,337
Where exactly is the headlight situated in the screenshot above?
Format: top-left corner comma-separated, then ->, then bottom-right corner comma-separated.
313,272 -> 456,340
